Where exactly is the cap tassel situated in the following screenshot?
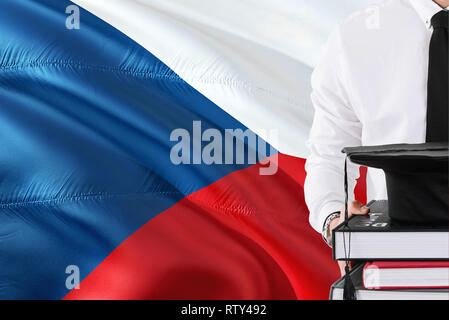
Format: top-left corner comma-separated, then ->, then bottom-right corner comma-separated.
342,156 -> 356,300
343,265 -> 356,300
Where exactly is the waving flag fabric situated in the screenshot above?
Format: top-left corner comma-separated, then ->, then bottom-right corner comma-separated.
0,0 -> 369,299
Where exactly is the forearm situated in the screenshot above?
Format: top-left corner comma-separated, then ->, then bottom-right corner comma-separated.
305,24 -> 363,236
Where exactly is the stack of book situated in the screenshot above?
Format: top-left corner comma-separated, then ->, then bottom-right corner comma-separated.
330,200 -> 449,300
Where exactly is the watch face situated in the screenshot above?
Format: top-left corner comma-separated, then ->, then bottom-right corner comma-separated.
323,212 -> 340,246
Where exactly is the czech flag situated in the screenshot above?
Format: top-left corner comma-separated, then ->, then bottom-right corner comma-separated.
0,0 -> 365,299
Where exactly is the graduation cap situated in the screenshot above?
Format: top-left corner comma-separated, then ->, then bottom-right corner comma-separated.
342,142 -> 448,225
339,142 -> 448,300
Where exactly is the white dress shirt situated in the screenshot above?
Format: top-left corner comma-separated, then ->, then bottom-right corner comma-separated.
304,0 -> 446,233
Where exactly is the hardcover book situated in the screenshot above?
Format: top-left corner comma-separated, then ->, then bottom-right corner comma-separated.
333,200 -> 449,260
363,261 -> 449,289
330,264 -> 449,300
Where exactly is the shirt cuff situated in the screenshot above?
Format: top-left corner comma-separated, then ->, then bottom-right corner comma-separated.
310,200 -> 343,234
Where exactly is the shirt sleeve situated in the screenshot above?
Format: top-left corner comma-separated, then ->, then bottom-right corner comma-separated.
304,26 -> 362,233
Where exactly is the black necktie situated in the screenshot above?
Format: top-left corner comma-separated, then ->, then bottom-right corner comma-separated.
426,10 -> 448,142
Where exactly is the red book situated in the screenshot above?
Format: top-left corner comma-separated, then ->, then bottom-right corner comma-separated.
363,261 -> 449,290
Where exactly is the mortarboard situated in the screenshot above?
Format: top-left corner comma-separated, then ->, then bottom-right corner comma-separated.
343,142 -> 448,225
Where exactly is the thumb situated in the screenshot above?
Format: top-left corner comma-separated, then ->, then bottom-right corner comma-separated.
350,200 -> 370,215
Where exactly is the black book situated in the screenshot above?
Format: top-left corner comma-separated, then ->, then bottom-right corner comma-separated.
330,263 -> 449,300
332,200 -> 449,261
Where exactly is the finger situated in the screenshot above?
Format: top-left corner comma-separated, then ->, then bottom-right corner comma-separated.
339,202 -> 369,221
349,201 -> 370,215
340,201 -> 360,218
350,200 -> 363,210
350,206 -> 370,215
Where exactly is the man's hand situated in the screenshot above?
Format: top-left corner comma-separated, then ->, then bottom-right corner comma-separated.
328,200 -> 370,277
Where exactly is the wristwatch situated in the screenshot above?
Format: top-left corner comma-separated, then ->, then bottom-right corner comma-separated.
322,211 -> 341,247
